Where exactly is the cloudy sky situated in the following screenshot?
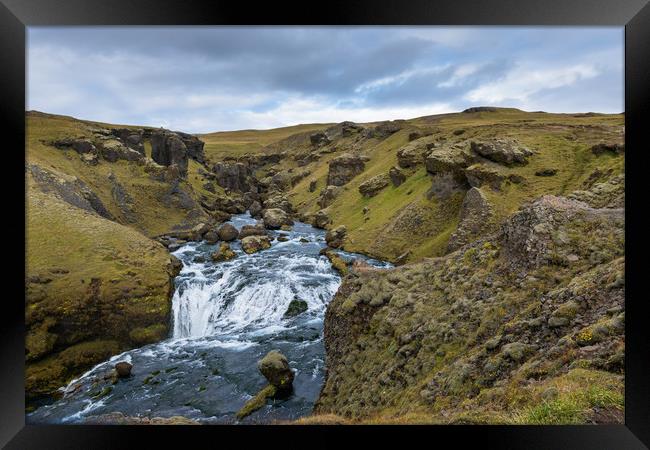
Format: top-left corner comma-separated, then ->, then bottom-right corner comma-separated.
27,27 -> 623,133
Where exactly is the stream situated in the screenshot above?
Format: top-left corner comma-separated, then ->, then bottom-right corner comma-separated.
27,213 -> 391,424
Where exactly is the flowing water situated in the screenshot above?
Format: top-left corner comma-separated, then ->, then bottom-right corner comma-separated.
28,213 -> 391,424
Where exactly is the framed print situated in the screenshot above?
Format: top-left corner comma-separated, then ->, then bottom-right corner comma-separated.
2,0 -> 649,448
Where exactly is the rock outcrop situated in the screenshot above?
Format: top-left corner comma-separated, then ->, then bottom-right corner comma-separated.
315,192 -> 625,424
389,167 -> 406,187
318,185 -> 342,208
151,131 -> 189,177
327,153 -> 367,186
111,128 -> 145,155
325,225 -> 347,248
312,210 -> 331,229
212,161 -> 254,192
358,174 -> 390,197
447,187 -> 494,252
470,139 -> 533,166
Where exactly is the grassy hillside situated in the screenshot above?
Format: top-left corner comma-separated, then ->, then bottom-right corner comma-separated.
26,111 -> 216,237
199,123 -> 332,162
25,107 -> 625,425
25,111 -> 220,402
246,108 -> 624,263
26,183 -> 176,401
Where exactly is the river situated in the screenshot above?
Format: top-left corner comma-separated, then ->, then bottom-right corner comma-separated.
27,213 -> 390,424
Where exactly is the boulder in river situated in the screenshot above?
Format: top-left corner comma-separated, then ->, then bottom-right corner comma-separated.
203,230 -> 220,244
258,350 -> 294,390
217,223 -> 239,241
262,208 -> 293,230
248,200 -> 263,218
241,235 -> 272,254
284,299 -> 308,317
114,361 -> 132,378
212,242 -> 237,262
239,223 -> 268,239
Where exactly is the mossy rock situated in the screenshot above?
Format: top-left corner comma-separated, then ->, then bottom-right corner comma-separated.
236,384 -> 277,420
284,299 -> 308,317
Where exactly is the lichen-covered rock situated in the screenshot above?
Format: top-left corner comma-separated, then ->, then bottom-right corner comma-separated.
396,136 -> 437,168
325,225 -> 347,249
323,250 -> 349,275
501,195 -> 624,270
470,139 -> 533,166
241,235 -> 272,254
98,139 -> 145,163
53,137 -> 97,155
217,223 -> 239,241
258,350 -> 294,390
327,153 -> 366,186
366,120 -> 403,139
425,145 -> 476,181
359,174 -> 390,197
568,174 -> 624,209
262,208 -> 293,229
111,128 -> 145,155
464,164 -> 506,190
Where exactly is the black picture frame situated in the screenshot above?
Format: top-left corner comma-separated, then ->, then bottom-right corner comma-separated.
3,0 -> 649,448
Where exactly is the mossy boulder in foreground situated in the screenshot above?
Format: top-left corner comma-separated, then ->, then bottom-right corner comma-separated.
258,350 -> 295,391
236,350 -> 295,420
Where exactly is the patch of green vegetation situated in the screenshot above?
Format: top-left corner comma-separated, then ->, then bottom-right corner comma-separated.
236,384 -> 277,420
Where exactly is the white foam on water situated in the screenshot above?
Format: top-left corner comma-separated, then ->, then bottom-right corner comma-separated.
172,251 -> 340,338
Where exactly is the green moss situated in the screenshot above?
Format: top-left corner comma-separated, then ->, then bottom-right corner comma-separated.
236,384 -> 277,420
26,340 -> 121,399
129,324 -> 169,345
